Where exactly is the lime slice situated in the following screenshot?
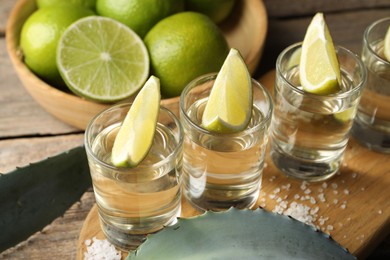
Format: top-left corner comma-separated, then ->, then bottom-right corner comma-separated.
201,48 -> 252,133
384,25 -> 390,62
57,16 -> 149,103
111,76 -> 161,167
299,13 -> 341,95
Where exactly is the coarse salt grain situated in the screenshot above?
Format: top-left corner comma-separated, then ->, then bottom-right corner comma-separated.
284,202 -> 316,226
310,206 -> 319,215
300,181 -> 308,190
340,204 -> 346,209
318,216 -> 329,226
269,176 -> 276,182
318,193 -> 326,202
84,237 -> 121,260
327,225 -> 334,231
264,175 -> 357,235
273,188 -> 281,194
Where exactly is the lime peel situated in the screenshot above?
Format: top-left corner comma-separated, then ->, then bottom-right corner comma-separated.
334,107 -> 356,123
111,76 -> 161,167
384,25 -> 390,62
201,48 -> 252,134
299,12 -> 341,95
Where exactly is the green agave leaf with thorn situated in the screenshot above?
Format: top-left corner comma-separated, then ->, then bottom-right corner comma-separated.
0,146 -> 91,251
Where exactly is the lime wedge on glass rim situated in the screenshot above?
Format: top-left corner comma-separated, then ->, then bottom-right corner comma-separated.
57,16 -> 149,103
299,13 -> 341,95
111,76 -> 161,167
384,25 -> 390,62
201,48 -> 252,134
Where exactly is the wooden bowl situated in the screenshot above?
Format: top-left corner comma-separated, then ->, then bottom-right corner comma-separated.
6,0 -> 267,130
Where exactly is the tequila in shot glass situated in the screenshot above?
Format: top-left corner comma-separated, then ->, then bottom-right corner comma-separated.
351,17 -> 390,153
180,73 -> 273,212
270,43 -> 366,181
84,103 -> 183,250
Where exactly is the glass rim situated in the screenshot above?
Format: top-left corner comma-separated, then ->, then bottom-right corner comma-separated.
276,42 -> 367,100
179,72 -> 273,137
364,17 -> 390,65
84,103 -> 184,173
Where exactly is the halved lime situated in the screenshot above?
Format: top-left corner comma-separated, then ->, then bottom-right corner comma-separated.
299,13 -> 341,95
384,25 -> 390,62
201,48 -> 252,133
57,16 -> 149,102
111,76 -> 161,167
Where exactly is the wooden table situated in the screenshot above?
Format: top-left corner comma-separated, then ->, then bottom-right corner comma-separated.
1,0 -> 389,259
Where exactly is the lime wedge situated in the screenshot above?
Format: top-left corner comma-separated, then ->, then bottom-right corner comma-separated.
111,76 -> 161,167
287,47 -> 302,69
201,48 -> 252,133
334,107 -> 356,123
384,25 -> 390,62
57,16 -> 149,103
299,13 -> 341,95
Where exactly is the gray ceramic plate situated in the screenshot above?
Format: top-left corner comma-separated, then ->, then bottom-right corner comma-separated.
127,208 -> 355,259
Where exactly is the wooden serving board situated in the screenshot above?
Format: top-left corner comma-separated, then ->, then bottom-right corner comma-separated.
77,72 -> 390,260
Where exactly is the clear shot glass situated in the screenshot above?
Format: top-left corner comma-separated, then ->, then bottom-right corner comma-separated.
84,103 -> 183,250
270,43 -> 366,181
179,73 -> 273,212
351,17 -> 390,153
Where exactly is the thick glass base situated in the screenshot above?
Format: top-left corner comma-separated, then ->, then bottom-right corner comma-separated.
98,206 -> 180,251
183,182 -> 261,213
270,143 -> 340,182
351,121 -> 390,154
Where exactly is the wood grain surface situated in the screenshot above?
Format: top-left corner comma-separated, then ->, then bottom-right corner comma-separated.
77,71 -> 390,260
1,0 -> 389,259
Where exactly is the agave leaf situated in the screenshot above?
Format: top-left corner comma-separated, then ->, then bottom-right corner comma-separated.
127,208 -> 355,259
0,146 -> 91,252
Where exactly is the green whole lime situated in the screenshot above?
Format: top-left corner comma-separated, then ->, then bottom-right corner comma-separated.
96,0 -> 184,37
185,0 -> 235,24
144,12 -> 229,97
20,4 -> 94,86
37,0 -> 96,10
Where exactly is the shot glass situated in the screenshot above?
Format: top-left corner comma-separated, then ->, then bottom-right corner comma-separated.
351,17 -> 390,153
84,103 -> 183,250
270,43 -> 366,181
180,73 -> 273,212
